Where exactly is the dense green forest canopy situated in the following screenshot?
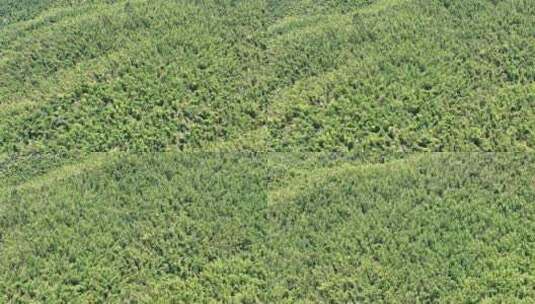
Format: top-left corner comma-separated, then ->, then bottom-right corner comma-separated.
1,0 -> 534,153
1,0 -> 535,303
1,153 -> 535,303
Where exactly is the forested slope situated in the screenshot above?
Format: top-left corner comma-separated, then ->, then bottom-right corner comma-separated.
2,153 -> 535,303
1,0 -> 534,153
1,0 -> 535,303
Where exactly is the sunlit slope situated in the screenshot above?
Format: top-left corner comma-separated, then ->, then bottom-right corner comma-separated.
0,0 -> 106,27
1,153 -> 534,302
1,0 -> 534,153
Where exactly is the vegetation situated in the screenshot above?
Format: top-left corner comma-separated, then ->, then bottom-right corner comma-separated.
1,153 -> 535,303
1,0 -> 534,152
2,0 -> 535,302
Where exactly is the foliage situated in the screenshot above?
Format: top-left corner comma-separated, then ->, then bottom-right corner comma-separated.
1,0 -> 534,302
1,153 -> 535,303
1,0 -> 534,152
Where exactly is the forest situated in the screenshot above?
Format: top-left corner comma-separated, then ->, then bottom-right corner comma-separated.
1,0 -> 534,302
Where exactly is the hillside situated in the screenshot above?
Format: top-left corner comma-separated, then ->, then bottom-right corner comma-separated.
1,0 -> 534,152
1,0 -> 535,303
2,153 -> 535,302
